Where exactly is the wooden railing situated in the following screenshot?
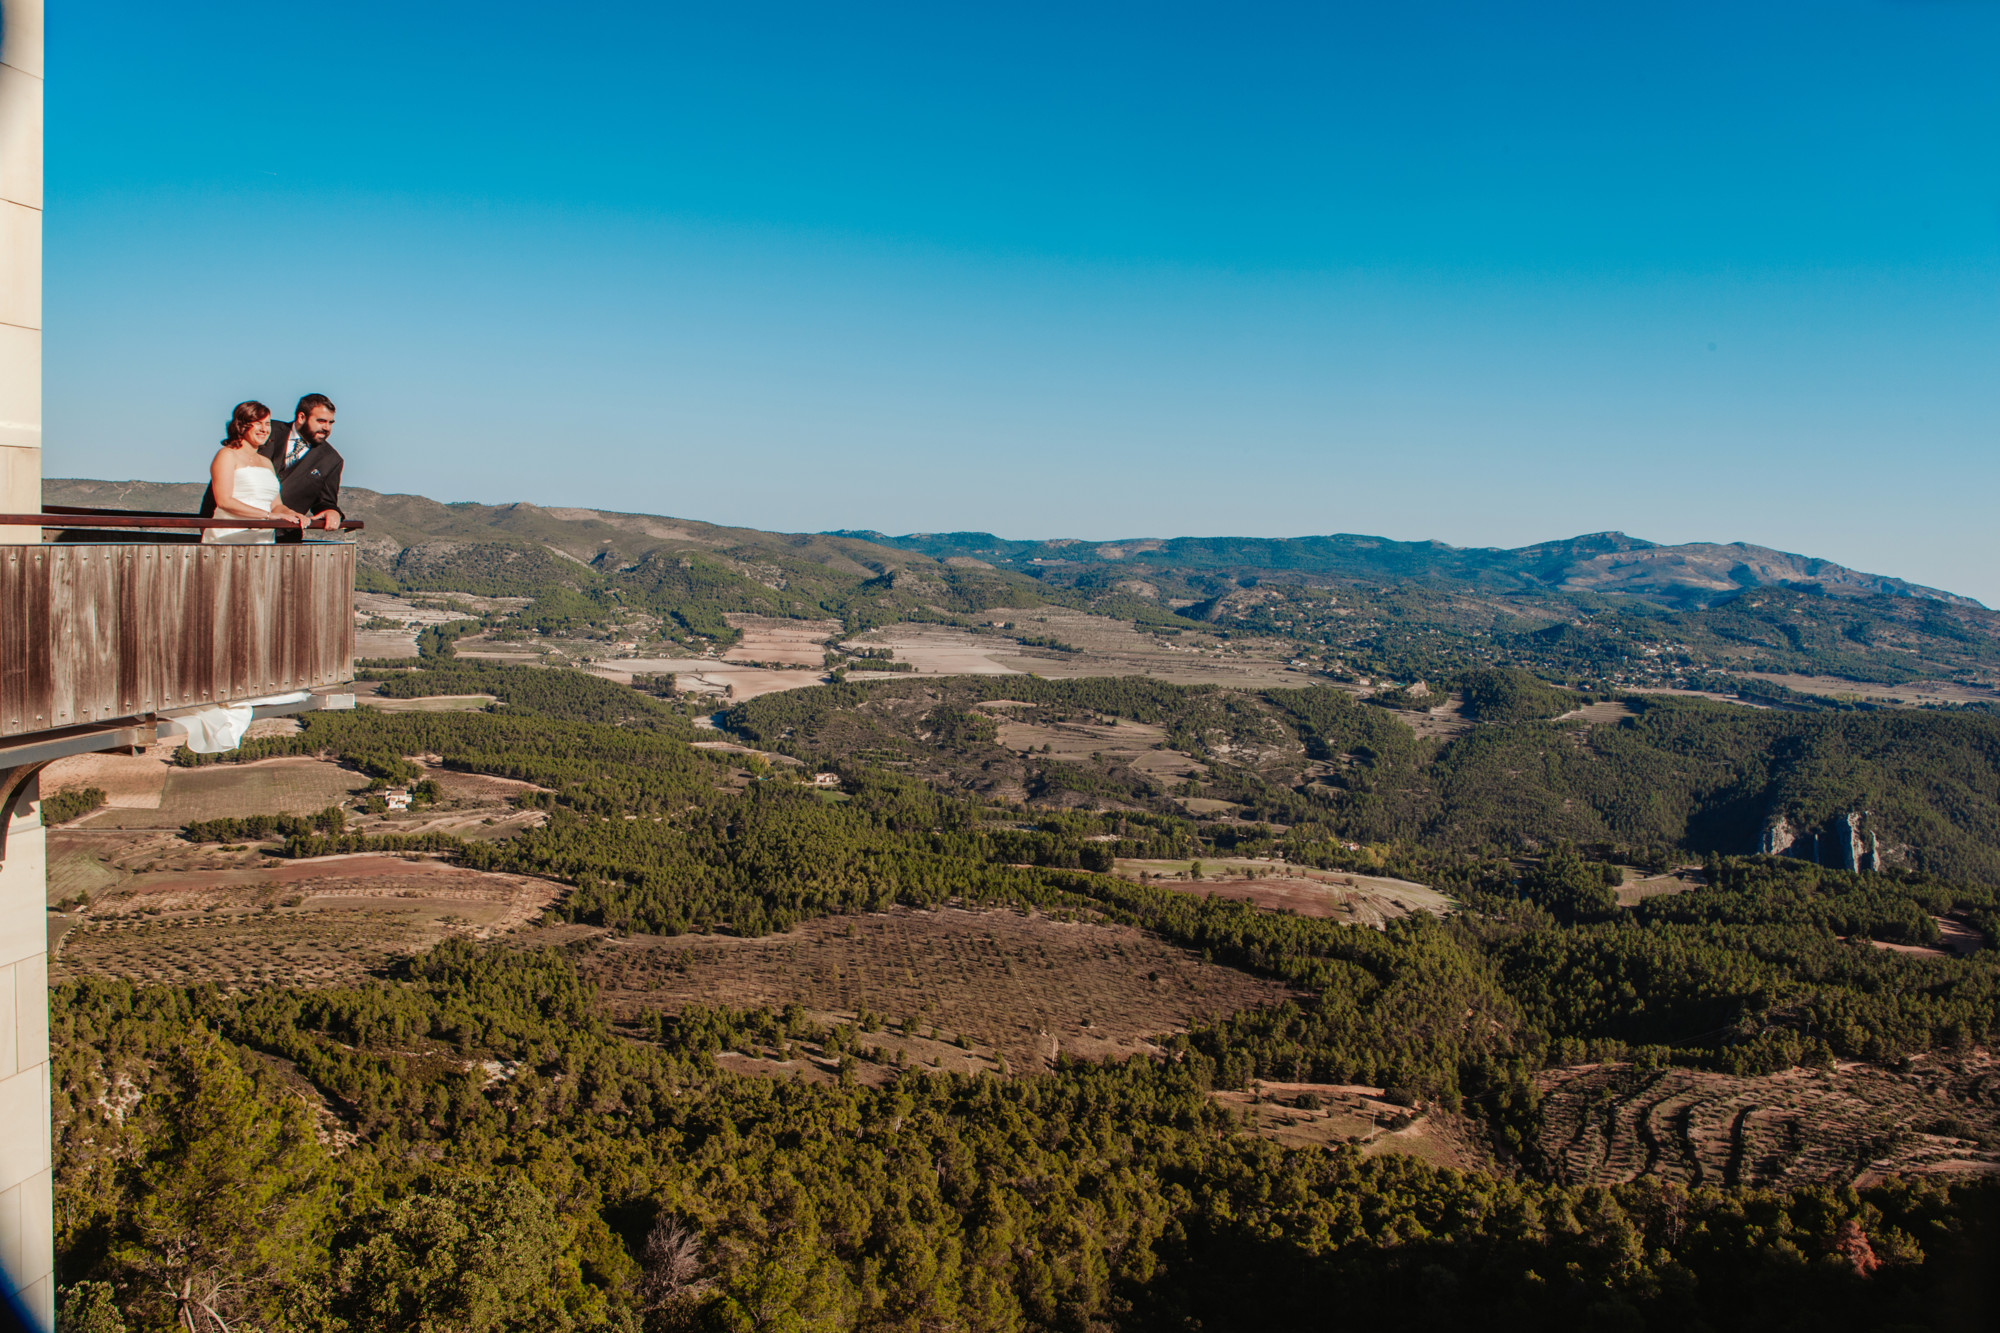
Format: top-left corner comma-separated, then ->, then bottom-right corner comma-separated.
18,507 -> 366,541
0,534 -> 359,737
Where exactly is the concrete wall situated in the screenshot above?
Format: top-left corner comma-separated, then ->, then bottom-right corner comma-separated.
0,774 -> 49,1331
0,0 -> 41,543
0,2 -> 50,1327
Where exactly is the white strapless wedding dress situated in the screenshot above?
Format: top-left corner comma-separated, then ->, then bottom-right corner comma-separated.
205,466 -> 281,544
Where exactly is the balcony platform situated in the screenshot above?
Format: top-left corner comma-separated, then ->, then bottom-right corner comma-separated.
0,521 -> 360,738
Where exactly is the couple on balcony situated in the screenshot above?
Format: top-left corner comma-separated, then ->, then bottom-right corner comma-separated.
200,394 -> 346,542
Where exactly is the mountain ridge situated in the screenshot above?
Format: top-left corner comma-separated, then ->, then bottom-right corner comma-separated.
46,477 -> 1981,609
829,526 -> 1982,609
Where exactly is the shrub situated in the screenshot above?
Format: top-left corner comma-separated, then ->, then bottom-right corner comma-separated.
42,786 -> 107,825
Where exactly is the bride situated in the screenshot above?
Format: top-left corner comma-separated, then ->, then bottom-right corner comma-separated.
206,401 -> 308,543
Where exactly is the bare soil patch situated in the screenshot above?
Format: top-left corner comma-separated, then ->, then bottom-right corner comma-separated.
1395,696 -> 1474,740
1934,916 -> 1987,955
576,615 -> 839,701
849,610 -> 1324,690
1624,688 -> 1775,710
42,739 -> 181,811
1174,797 -> 1241,816
724,615 -> 842,666
1114,858 -> 1450,926
1214,1081 -> 1495,1171
1615,868 -> 1705,906
689,741 -> 804,766
48,848 -> 128,906
451,646 -> 545,666
1558,700 -> 1637,726
1868,939 -> 1956,959
366,694 -> 498,713
844,625 -> 1021,676
575,905 -> 1292,1076
585,656 -> 828,702
1742,673 -> 2000,709
702,1020 -> 1005,1089
987,711 -> 1205,784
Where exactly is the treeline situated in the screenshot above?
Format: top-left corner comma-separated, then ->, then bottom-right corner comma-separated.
50,948 -> 2000,1333
176,708 -> 722,815
361,660 -> 695,729
182,806 -> 347,844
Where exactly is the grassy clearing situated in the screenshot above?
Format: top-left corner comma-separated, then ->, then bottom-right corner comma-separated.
365,694 -> 499,713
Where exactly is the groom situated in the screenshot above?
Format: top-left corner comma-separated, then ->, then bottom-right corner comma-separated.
198,392 -> 345,530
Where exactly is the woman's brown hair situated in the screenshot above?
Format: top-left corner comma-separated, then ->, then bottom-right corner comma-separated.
223,400 -> 271,446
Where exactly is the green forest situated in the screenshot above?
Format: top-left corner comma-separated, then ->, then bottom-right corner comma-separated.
722,674 -> 2000,886
52,946 -> 1998,1333
52,658 -> 2000,1330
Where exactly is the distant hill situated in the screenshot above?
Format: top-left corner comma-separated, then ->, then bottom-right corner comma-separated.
830,528 -> 1984,610
50,478 -> 1978,609
46,478 -> 928,577
46,478 -> 1999,687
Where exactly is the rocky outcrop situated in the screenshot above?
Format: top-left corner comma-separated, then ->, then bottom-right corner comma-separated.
1839,812 -> 1866,873
1758,815 -> 1796,858
1758,810 -> 1883,872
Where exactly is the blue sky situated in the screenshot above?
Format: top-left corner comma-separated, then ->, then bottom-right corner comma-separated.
42,1 -> 2000,600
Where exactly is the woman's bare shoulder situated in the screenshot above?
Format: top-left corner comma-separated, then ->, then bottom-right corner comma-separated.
212,445 -> 272,469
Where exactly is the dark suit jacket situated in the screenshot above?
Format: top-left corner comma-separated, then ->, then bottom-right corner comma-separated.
199,421 -> 345,520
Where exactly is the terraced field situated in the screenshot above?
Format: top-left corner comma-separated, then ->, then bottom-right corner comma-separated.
1535,1059 -> 2000,1188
